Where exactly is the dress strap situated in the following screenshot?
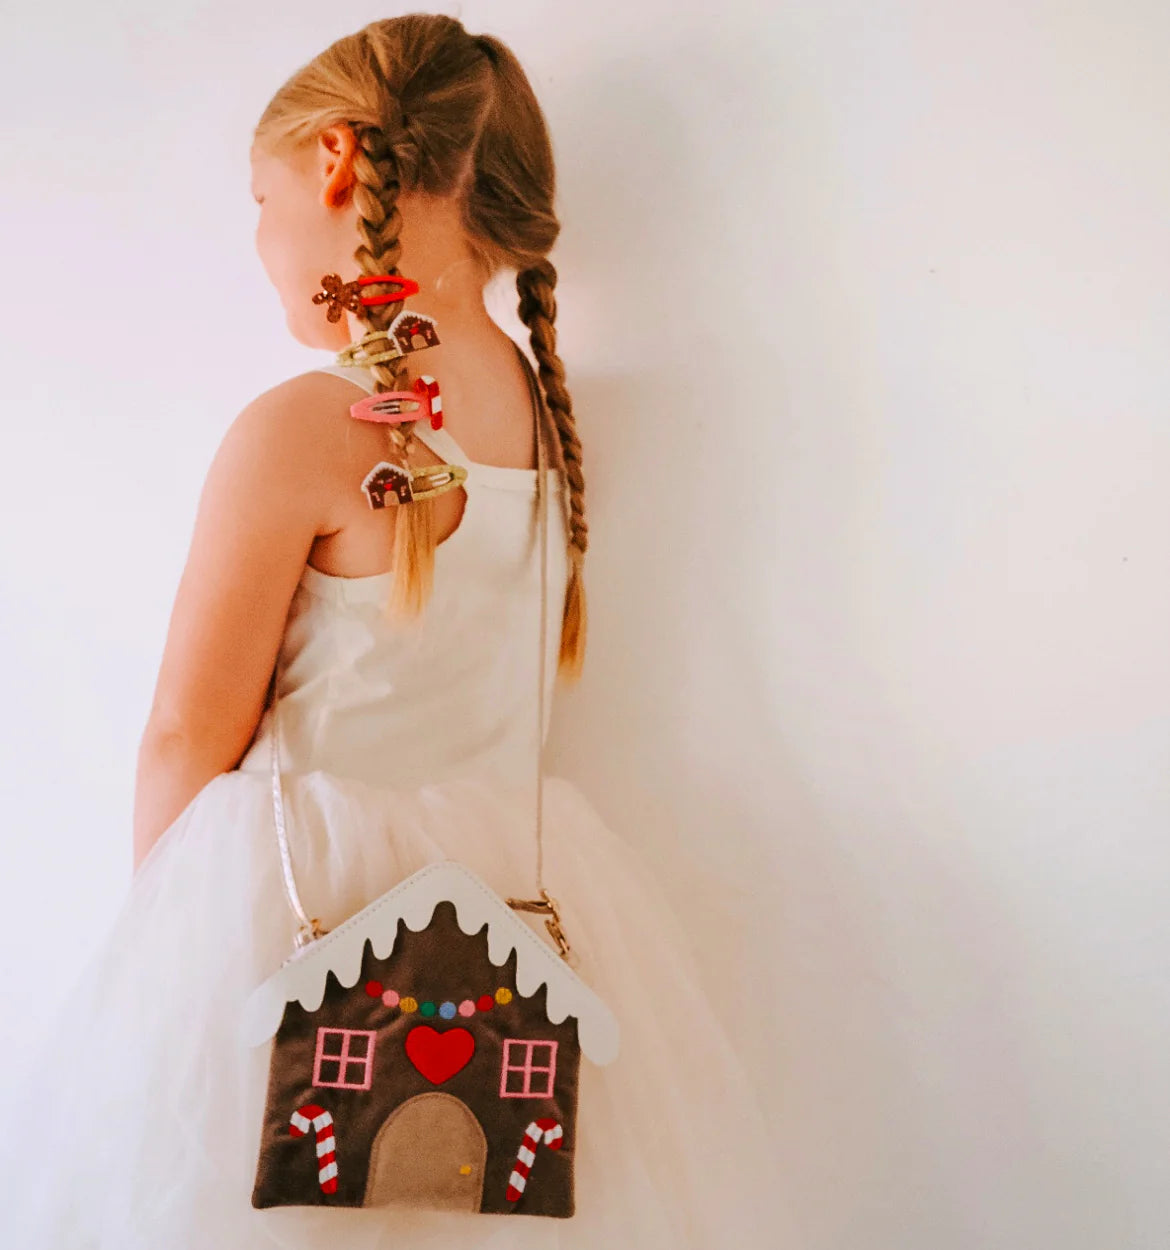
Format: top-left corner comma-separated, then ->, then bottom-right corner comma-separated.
410,424 -> 471,466
312,364 -> 474,467
313,363 -> 375,392
270,341 -> 561,958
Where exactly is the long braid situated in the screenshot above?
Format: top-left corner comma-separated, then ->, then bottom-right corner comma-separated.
517,259 -> 587,679
255,15 -> 580,667
349,109 -> 437,618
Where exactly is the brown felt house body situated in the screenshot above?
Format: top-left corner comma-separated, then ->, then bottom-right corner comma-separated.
390,309 -> 441,354
242,861 -> 620,1218
360,461 -> 415,508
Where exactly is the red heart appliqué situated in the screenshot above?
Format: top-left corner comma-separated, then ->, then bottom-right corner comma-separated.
405,1025 -> 476,1084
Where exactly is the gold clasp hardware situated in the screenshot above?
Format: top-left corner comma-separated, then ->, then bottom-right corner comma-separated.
506,888 -> 573,962
294,916 -> 328,949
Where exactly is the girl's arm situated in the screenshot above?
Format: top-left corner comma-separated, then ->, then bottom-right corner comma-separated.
132,375 -> 342,872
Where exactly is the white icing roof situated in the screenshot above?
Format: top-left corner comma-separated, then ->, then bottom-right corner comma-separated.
241,860 -> 620,1066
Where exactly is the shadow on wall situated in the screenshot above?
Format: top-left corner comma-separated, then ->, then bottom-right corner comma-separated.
542,367 -> 795,1109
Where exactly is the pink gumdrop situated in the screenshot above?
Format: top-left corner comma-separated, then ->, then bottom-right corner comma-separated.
382,989 -> 400,1008
458,999 -> 476,1017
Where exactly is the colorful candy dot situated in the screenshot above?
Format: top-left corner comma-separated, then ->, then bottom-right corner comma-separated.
420,1000 -> 437,1017
364,980 -> 384,998
400,996 -> 418,1013
439,1001 -> 457,1019
495,987 -> 513,1006
458,999 -> 476,1017
382,989 -> 400,1008
476,994 -> 494,1012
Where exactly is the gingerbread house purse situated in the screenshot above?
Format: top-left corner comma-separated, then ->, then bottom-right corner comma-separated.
240,347 -> 619,1219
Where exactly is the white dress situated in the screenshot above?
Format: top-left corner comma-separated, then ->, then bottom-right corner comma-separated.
0,363 -> 775,1248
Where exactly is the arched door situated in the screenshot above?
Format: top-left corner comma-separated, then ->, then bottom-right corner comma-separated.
363,1092 -> 487,1210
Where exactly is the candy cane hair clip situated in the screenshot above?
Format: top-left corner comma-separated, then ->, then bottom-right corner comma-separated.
349,376 -> 444,430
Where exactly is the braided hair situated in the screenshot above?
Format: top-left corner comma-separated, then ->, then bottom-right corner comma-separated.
254,15 -> 588,678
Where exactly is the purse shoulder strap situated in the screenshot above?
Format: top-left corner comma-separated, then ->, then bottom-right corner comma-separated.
269,338 -> 555,952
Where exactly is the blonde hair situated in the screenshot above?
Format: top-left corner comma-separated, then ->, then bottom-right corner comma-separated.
253,15 -> 586,680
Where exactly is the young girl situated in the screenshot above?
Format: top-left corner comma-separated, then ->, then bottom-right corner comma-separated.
2,15 -> 775,1247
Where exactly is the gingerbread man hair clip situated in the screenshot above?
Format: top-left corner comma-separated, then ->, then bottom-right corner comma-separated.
312,272 -> 422,323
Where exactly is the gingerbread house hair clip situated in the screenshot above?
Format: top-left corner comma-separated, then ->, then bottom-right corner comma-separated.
335,310 -> 442,368
361,460 -> 467,509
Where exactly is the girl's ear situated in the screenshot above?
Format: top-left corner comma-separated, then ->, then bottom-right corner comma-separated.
318,126 -> 360,209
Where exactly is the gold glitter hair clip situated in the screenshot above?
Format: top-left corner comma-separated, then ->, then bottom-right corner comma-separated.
361,460 -> 468,509
334,310 -> 442,368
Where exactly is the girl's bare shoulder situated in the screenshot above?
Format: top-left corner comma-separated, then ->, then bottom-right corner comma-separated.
220,369 -> 389,528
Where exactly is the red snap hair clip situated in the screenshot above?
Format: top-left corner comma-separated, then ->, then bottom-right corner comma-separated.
313,273 -> 422,322
349,375 -> 443,430
355,273 -> 421,308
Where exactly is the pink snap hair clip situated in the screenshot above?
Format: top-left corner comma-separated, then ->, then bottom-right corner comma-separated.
349,375 -> 443,430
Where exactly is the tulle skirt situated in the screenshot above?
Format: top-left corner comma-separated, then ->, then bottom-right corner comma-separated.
0,767 -> 776,1248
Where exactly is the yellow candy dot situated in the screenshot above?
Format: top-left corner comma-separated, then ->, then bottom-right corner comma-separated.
495,987 -> 513,1005
400,996 -> 418,1013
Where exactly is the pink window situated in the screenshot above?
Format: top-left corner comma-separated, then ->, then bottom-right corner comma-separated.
313,1027 -> 376,1090
499,1038 -> 558,1098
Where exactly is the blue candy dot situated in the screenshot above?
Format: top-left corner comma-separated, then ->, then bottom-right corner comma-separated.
439,1000 -> 457,1019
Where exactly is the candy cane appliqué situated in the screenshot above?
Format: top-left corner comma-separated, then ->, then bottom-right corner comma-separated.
289,1103 -> 339,1195
505,1117 -> 564,1202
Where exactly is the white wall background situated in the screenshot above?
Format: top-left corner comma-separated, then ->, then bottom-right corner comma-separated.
1,2 -> 1167,1246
